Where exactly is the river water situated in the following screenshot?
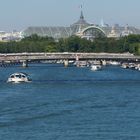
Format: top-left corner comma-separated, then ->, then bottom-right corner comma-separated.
0,63 -> 140,140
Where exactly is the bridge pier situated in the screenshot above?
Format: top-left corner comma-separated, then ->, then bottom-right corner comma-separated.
101,60 -> 107,66
64,59 -> 69,67
22,60 -> 28,67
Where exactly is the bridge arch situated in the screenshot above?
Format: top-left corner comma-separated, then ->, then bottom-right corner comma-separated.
81,26 -> 106,40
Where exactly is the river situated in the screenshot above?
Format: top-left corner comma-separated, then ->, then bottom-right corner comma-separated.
0,63 -> 140,140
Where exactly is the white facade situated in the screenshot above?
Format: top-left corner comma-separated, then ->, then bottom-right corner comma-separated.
107,26 -> 120,38
0,31 -> 22,42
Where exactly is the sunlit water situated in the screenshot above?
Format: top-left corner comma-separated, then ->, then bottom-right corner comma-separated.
0,63 -> 140,140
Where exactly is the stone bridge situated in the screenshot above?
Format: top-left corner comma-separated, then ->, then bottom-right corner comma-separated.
0,52 -> 140,62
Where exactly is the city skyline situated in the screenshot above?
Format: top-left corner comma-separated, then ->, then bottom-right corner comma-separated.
0,0 -> 140,31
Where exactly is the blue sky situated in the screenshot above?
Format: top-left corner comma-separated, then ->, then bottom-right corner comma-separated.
0,0 -> 140,31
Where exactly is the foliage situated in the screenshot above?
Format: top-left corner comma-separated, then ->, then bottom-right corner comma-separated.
0,34 -> 140,55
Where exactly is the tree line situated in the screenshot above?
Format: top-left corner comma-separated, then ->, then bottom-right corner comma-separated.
0,34 -> 140,55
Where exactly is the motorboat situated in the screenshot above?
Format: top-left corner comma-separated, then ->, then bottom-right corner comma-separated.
91,65 -> 102,71
109,61 -> 120,65
7,72 -> 31,83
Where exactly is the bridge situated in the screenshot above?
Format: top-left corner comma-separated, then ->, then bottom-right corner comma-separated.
0,52 -> 140,67
0,52 -> 139,61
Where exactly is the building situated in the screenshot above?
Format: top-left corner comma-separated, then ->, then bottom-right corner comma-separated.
107,26 -> 120,38
22,11 -> 140,40
0,30 -> 22,42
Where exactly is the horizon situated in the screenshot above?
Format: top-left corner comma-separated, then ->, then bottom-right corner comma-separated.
0,0 -> 140,32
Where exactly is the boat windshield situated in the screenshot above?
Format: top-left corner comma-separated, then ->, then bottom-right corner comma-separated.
10,75 -> 14,78
22,75 -> 26,78
15,74 -> 22,78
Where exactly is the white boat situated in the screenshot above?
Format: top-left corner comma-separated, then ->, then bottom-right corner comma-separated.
91,65 -> 102,71
7,72 -> 31,83
109,61 -> 120,65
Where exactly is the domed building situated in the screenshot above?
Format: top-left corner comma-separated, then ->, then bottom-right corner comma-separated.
70,11 -> 91,34
107,26 -> 120,38
22,11 -> 140,40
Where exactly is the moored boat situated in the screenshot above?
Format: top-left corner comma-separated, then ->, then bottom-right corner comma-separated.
91,65 -> 102,71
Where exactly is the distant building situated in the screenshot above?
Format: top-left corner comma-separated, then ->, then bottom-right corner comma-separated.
70,11 -> 91,33
107,26 -> 120,38
0,30 -> 22,42
121,24 -> 133,37
22,11 -> 140,40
